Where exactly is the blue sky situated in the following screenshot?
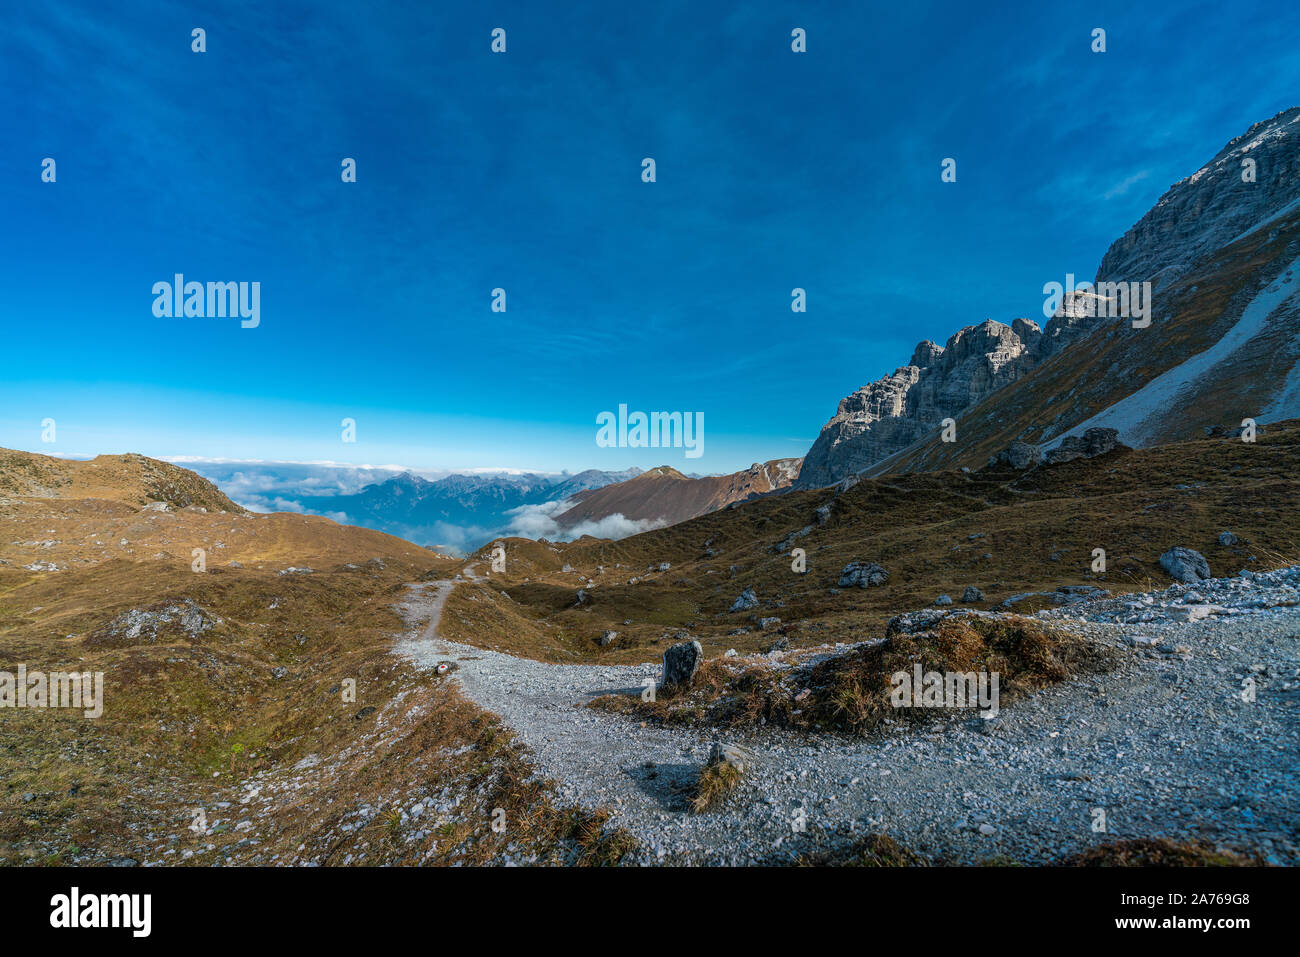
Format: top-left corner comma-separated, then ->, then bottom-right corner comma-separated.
3,0 -> 1299,474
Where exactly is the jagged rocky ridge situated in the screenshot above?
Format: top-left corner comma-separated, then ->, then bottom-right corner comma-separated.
796,315 -> 1101,488
795,106 -> 1300,489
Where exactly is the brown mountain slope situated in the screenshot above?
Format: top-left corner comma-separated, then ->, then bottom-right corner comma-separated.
0,446 -> 444,574
0,448 -> 245,513
554,458 -> 801,530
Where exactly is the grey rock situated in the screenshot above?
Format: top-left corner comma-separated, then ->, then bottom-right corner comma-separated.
1045,427 -> 1125,465
1219,531 -> 1239,546
730,588 -> 759,612
885,608 -> 952,637
1160,546 -> 1211,583
708,741 -> 756,772
94,599 -> 220,644
961,586 -> 984,603
838,561 -> 889,588
661,640 -> 703,689
994,441 -> 1042,470
597,630 -> 618,647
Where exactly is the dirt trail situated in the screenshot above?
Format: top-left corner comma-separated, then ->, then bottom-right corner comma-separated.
393,572 -> 1300,865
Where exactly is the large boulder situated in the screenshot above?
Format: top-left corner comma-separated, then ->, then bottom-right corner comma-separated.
838,561 -> 889,588
661,640 -> 703,689
729,587 -> 759,612
1160,546 -> 1211,583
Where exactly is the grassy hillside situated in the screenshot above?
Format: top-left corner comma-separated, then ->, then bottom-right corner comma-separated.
0,449 -> 632,866
447,421 -> 1300,663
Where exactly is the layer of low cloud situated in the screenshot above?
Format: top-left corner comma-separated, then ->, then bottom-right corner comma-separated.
504,501 -> 664,542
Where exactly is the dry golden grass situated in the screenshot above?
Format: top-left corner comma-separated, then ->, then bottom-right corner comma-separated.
591,612 -> 1115,735
0,449 -> 630,866
1063,839 -> 1266,867
795,834 -> 927,867
690,759 -> 744,814
0,448 -> 243,512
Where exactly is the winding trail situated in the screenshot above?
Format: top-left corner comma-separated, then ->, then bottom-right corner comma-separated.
393,571 -> 1300,865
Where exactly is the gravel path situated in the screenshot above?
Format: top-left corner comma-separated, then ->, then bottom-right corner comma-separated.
393,567 -> 1300,865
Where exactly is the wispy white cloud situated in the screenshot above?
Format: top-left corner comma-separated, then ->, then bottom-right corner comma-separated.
1103,170 -> 1152,200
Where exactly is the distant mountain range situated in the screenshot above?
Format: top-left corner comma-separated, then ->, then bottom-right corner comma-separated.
283,459 -> 804,552
181,456 -> 807,553
796,106 -> 1300,486
293,467 -> 644,552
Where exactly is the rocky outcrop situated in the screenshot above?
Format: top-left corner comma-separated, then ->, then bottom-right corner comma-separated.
1097,107 -> 1300,290
796,318 -> 1092,488
991,441 -> 1042,470
88,599 -> 221,648
1044,427 -> 1126,464
795,108 -> 1300,486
